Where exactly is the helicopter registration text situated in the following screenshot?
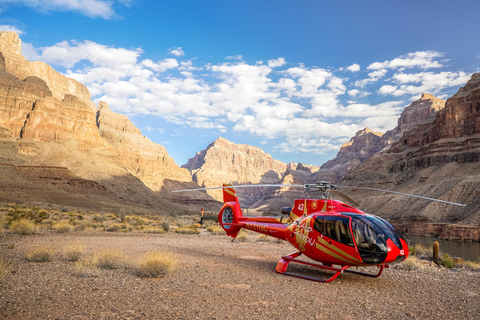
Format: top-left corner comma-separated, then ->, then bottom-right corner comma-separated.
246,223 -> 268,233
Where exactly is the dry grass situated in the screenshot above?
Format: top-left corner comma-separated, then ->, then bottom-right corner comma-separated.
26,246 -> 55,262
52,221 -> 73,233
10,219 -> 37,235
64,242 -> 84,262
96,249 -> 128,269
411,243 -> 431,257
207,226 -> 225,235
137,251 -> 177,278
399,256 -> 423,271
142,227 -> 166,234
175,227 -> 200,235
75,255 -> 100,277
0,258 -> 11,282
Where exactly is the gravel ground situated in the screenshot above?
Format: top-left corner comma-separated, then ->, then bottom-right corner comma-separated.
1,231 -> 479,319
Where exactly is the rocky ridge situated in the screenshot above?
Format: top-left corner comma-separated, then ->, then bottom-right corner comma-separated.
341,72 -> 480,227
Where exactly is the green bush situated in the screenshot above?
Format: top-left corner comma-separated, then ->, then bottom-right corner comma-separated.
161,222 -> 170,232
440,254 -> 455,269
7,209 -> 48,224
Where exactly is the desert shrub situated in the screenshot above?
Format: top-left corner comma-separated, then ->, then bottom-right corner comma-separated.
118,210 -> 126,223
137,251 -> 177,278
440,254 -> 455,269
175,227 -> 200,235
207,226 -> 226,235
143,227 -> 165,234
93,214 -> 106,222
464,260 -> 480,271
75,255 -> 100,277
52,221 -> 73,233
96,249 -> 128,269
236,233 -> 248,242
106,224 -> 121,232
399,256 -> 422,271
61,206 -> 69,212
7,209 -> 48,224
161,222 -> 170,233
412,243 -> 430,257
64,242 -> 84,262
0,259 -> 11,282
0,214 -> 7,231
10,219 -> 37,235
26,246 -> 55,262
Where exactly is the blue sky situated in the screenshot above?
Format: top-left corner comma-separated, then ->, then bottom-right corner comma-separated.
1,0 -> 479,166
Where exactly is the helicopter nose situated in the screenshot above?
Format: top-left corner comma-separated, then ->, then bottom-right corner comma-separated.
383,238 -> 409,264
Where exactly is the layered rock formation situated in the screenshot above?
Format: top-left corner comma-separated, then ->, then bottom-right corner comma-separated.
312,128 -> 384,182
182,137 -> 318,206
341,72 -> 480,227
311,94 -> 446,183
0,31 -> 208,213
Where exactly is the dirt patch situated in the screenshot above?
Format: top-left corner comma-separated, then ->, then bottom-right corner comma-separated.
1,232 -> 479,319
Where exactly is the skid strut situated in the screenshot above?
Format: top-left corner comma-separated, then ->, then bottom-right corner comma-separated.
275,252 -> 387,283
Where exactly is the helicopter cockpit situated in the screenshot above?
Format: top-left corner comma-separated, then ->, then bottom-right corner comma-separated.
313,213 -> 406,264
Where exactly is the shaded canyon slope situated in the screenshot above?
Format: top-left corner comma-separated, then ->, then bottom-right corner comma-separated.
340,73 -> 480,227
0,31 -> 216,214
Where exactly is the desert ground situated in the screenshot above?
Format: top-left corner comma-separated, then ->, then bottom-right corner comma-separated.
1,231 -> 479,320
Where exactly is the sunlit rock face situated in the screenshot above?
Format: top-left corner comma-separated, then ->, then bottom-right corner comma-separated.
0,31 -> 196,211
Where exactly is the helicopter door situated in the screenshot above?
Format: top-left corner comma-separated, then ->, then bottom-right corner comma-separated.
323,216 -> 354,247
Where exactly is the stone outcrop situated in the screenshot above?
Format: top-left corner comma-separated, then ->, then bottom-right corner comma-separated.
382,93 -> 445,149
96,102 -> 191,191
312,128 -> 384,182
0,32 -> 94,109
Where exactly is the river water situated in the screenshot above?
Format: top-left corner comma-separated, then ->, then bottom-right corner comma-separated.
404,234 -> 480,262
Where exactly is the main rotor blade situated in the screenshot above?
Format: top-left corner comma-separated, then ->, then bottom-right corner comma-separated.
171,184 -> 305,193
330,190 -> 359,207
338,186 -> 466,207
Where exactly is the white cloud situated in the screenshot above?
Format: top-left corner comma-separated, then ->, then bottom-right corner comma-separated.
26,39 -> 473,157
0,24 -> 24,34
367,51 -> 444,70
378,71 -> 470,97
225,55 -> 243,60
0,0 -> 124,19
346,63 -> 360,72
169,47 -> 185,56
268,57 -> 286,68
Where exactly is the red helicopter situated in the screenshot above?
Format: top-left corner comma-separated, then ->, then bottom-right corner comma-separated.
174,181 -> 465,283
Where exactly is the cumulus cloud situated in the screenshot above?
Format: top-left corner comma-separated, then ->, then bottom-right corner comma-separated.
0,24 -> 24,34
268,57 -> 286,68
367,51 -> 444,70
346,63 -> 360,72
0,0 -> 125,19
169,47 -> 185,56
378,71 -> 470,97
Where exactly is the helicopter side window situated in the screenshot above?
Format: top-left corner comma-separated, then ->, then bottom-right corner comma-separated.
314,217 -> 324,234
324,216 -> 354,247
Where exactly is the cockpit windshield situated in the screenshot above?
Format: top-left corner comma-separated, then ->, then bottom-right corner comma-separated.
350,215 -> 390,264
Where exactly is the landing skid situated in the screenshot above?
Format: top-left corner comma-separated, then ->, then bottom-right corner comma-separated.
274,252 -> 387,283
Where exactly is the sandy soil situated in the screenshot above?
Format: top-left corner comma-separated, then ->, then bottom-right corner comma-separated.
1,232 -> 479,319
